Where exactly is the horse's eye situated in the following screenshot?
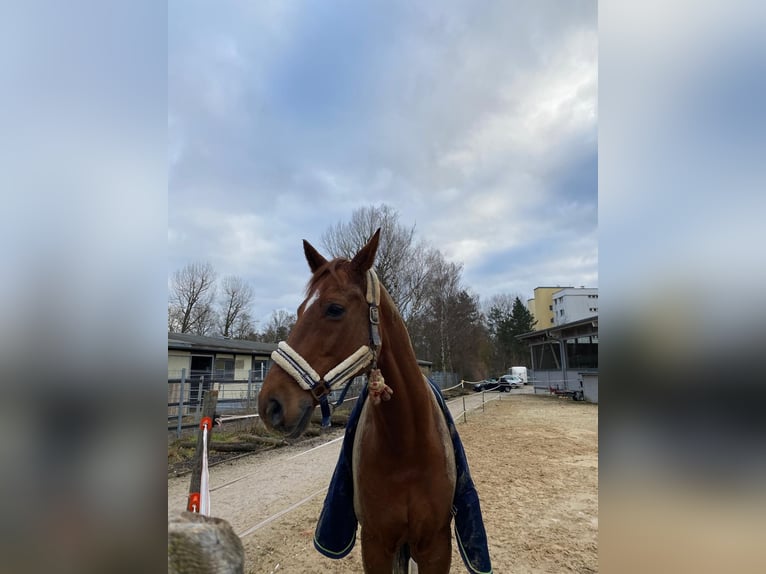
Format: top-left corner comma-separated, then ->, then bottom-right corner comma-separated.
326,303 -> 345,319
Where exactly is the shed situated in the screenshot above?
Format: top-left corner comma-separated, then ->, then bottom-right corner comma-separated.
168,333 -> 277,415
517,316 -> 598,403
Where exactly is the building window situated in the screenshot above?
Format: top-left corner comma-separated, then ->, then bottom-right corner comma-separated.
549,304 -> 553,311
214,358 -> 235,380
566,337 -> 598,369
532,341 -> 563,370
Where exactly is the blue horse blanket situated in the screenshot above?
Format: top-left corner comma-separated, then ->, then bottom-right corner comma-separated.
313,378 -> 493,574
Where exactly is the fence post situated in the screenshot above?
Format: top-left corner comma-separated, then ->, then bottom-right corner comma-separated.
482,390 -> 485,413
247,369 -> 253,411
188,390 -> 219,510
196,375 -> 205,414
462,396 -> 467,423
177,368 -> 186,439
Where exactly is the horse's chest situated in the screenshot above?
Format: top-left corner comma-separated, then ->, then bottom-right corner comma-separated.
351,397 -> 456,525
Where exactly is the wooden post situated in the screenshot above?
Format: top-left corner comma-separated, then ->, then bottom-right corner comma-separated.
246,369 -> 253,411
188,389 -> 219,508
462,396 -> 467,423
177,368 -> 186,439
196,376 -> 205,414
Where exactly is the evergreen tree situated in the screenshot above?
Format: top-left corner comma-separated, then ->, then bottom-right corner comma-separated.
508,296 -> 536,365
485,295 -> 537,373
485,296 -> 514,374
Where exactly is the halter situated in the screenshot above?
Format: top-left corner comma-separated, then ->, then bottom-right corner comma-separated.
270,269 -> 382,427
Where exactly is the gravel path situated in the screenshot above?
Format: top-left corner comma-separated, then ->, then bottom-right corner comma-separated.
167,391 -> 499,532
168,388 -> 598,573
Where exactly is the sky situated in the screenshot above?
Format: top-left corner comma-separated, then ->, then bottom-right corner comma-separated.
168,0 -> 598,327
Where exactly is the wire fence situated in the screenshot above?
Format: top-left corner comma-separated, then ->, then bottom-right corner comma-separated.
429,371 -> 461,390
168,368 -> 463,437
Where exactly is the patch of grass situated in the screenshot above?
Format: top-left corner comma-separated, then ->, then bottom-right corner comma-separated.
442,386 -> 473,400
168,442 -> 195,465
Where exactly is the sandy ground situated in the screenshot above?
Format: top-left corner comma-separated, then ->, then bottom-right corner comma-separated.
169,391 -> 598,573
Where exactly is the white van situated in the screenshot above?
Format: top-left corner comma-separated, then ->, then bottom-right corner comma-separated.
509,366 -> 528,384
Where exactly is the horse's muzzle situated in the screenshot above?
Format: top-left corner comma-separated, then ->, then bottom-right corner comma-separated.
265,397 -> 284,429
262,395 -> 313,439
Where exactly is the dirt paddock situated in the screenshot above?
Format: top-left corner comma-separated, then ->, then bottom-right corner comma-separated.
235,394 -> 598,573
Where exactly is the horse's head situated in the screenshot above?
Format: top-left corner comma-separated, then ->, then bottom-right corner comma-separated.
258,229 -> 381,438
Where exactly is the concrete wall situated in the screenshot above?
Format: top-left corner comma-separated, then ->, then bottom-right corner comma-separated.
532,369 -> 598,403
530,369 -> 583,391
530,287 -> 563,330
168,352 -> 191,378
552,288 -> 599,326
581,373 -> 598,403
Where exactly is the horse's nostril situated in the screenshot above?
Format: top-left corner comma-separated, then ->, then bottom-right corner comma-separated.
267,398 -> 284,428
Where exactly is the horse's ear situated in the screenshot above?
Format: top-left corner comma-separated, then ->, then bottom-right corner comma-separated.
303,240 -> 329,274
350,228 -> 381,273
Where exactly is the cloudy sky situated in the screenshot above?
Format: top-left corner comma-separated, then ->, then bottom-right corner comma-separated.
168,0 -> 598,326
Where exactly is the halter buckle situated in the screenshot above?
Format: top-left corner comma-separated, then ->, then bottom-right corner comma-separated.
310,380 -> 331,401
369,305 -> 379,325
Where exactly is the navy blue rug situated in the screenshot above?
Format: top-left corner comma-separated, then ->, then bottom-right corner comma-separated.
313,378 -> 493,573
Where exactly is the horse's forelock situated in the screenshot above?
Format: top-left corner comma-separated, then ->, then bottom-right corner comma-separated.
305,258 -> 352,296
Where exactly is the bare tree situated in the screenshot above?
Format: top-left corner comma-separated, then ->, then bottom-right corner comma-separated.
320,204 -> 432,321
406,250 -> 470,371
231,312 -> 256,340
256,309 -> 296,343
318,204 -> 491,377
217,276 -> 255,338
191,301 -> 217,336
168,303 -> 182,332
168,262 -> 217,334
428,255 -> 463,373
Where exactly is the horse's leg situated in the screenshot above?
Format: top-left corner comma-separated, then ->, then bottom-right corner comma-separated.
360,533 -> 396,574
410,526 -> 452,574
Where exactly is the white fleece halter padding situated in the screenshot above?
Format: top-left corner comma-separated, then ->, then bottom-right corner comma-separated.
272,341 -> 321,390
324,345 -> 374,385
272,341 -> 374,392
366,269 -> 380,306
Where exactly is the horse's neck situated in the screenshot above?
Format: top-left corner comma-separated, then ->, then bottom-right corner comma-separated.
377,294 -> 424,399
368,299 -> 434,446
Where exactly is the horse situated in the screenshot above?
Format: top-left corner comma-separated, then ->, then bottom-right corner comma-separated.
258,229 -> 458,573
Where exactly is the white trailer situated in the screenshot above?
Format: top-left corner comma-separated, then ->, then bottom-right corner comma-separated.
509,366 -> 528,384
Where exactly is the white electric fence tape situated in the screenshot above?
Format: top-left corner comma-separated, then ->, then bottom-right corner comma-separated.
200,421 -> 211,516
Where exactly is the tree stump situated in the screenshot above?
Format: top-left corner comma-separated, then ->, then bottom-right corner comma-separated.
168,512 -> 244,574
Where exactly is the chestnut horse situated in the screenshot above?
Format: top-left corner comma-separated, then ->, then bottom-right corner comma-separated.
258,230 -> 457,573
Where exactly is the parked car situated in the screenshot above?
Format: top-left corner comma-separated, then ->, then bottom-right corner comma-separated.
472,378 -> 497,392
497,374 -> 524,391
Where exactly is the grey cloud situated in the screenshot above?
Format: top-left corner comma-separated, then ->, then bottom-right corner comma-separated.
169,0 -> 598,319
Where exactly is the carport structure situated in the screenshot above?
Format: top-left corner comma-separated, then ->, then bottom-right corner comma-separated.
517,316 -> 598,403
